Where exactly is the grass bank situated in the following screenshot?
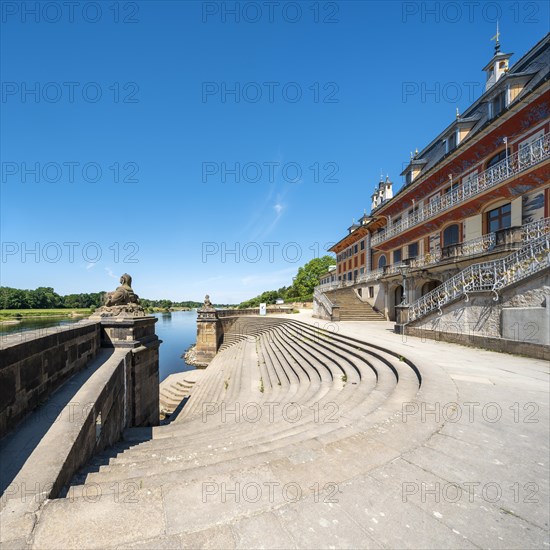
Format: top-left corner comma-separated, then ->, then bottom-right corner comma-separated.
0,309 -> 91,321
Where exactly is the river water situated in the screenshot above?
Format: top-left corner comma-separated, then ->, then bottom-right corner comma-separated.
0,310 -> 198,382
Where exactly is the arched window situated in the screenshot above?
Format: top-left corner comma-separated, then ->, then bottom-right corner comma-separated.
443,224 -> 460,247
487,150 -> 507,169
378,255 -> 387,268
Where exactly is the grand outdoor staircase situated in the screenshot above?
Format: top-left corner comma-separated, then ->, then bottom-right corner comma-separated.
407,229 -> 550,323
324,287 -> 386,321
29,316 -> 439,548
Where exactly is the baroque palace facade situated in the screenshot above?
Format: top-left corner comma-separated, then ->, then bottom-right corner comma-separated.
315,33 -> 550,348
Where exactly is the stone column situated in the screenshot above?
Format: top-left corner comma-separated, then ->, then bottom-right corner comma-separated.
97,315 -> 161,427
195,296 -> 222,367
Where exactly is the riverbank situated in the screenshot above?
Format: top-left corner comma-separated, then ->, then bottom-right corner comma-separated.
182,344 -> 201,367
0,309 -> 91,322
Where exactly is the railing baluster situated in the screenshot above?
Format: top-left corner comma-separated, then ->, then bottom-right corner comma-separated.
372,135 -> 549,247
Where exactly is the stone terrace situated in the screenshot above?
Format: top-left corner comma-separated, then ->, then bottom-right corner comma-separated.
5,312 -> 549,549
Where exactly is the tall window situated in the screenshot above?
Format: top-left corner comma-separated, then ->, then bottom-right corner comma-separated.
408,242 -> 419,259
443,224 -> 460,246
378,255 -> 387,268
393,249 -> 402,264
487,203 -> 511,233
487,150 -> 507,169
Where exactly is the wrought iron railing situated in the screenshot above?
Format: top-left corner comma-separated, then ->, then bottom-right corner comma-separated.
521,217 -> 550,240
408,232 -> 550,323
372,134 -> 550,246
314,219 -> 550,296
356,267 -> 384,284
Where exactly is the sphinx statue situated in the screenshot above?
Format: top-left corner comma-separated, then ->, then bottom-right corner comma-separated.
104,273 -> 140,306
92,273 -> 145,317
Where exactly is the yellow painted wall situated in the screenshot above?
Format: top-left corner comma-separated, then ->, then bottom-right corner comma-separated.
464,214 -> 482,240
511,197 -> 522,226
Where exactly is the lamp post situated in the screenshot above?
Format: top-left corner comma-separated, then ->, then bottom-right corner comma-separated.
399,262 -> 410,305
503,136 -> 509,175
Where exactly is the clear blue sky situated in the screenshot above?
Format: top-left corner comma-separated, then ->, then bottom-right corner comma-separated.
1,1 -> 548,303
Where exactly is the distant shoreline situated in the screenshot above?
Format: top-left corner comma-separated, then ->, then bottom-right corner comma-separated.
0,309 -> 91,322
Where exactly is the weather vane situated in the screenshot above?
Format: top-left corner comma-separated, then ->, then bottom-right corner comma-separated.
491,21 -> 500,53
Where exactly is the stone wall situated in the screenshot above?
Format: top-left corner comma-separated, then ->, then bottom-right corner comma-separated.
404,270 -> 550,358
0,321 -> 100,439
53,350 -> 131,497
408,270 -> 549,339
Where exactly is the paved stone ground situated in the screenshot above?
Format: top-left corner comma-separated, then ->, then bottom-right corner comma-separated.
4,312 -> 549,549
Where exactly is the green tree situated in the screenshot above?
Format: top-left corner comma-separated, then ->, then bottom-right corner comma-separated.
287,255 -> 335,298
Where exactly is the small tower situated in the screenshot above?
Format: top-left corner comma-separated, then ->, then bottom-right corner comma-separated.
371,175 -> 393,211
483,22 -> 512,91
383,175 -> 393,201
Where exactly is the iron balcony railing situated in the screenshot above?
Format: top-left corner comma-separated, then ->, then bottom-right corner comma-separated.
408,231 -> 550,323
408,233 -> 496,269
315,218 -> 550,295
372,133 -> 550,246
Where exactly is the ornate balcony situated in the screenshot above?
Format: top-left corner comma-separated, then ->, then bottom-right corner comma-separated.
372,134 -> 550,246
315,219 -> 549,294
316,219 -> 549,293
408,231 -> 550,323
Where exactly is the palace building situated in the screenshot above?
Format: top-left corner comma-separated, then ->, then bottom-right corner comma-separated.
315,33 -> 550,349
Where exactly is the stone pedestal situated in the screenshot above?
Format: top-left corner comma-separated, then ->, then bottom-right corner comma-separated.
96,315 -> 161,427
394,304 -> 410,334
195,307 -> 222,367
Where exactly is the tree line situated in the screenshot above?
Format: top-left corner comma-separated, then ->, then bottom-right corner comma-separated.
238,255 -> 334,308
0,286 -> 228,311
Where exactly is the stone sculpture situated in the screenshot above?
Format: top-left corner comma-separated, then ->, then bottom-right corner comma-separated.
92,274 -> 145,317
104,273 -> 140,306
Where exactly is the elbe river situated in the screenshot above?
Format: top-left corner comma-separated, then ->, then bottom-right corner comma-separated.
0,310 -> 198,382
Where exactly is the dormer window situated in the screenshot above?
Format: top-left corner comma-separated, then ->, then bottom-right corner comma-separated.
445,132 -> 457,154
494,91 -> 506,114
489,90 -> 506,118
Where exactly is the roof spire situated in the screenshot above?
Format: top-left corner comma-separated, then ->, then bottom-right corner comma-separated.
491,21 -> 501,54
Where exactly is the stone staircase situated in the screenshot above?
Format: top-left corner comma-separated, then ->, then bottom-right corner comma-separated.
325,287 -> 386,321
408,230 -> 550,323
30,317 -> 447,549
159,370 -> 204,418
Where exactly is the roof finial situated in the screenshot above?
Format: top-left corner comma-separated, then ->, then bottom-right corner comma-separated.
456,106 -> 460,119
491,21 -> 501,54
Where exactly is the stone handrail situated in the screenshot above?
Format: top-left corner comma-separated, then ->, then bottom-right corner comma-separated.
313,287 -> 337,319
216,306 -> 292,318
373,133 -> 550,246
408,231 -> 550,323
